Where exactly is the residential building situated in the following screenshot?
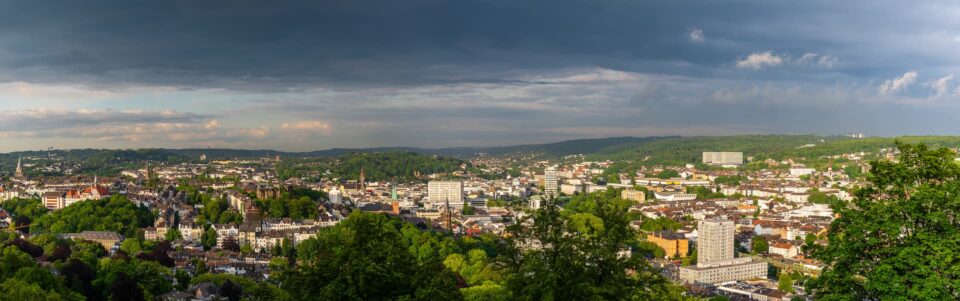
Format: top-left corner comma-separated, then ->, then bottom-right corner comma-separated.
680,218 -> 767,284
647,231 -> 688,258
43,191 -> 64,210
621,189 -> 646,202
698,219 -> 736,265
544,166 -> 559,198
769,242 -> 799,258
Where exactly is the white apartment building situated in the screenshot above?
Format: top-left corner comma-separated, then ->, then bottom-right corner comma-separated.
544,166 -> 559,198
428,181 -> 464,208
702,152 -> 744,165
698,219 -> 735,265
680,218 -> 767,284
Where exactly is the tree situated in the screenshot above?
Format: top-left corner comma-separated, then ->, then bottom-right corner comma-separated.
462,282 -> 510,301
279,212 -> 461,300
462,204 -> 476,216
656,170 -> 680,179
220,280 -> 242,301
201,228 -> 218,251
240,242 -> 254,254
31,195 -> 154,238
809,142 -> 960,299
0,278 -> 64,301
497,192 -> 691,300
779,272 -> 795,293
806,189 -> 839,204
108,272 -> 146,301
802,233 -> 817,253
164,228 -> 182,241
752,236 -> 769,254
175,269 -> 191,291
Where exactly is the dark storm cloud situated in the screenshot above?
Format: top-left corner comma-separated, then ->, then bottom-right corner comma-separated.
1,0 -> 960,151
1,0 -> 929,90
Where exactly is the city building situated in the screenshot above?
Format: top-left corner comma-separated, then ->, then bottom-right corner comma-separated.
647,231 -> 689,258
428,180 -> 464,208
15,157 -> 23,178
770,242 -> 800,258
61,231 -> 123,250
653,191 -> 697,202
621,189 -> 647,203
43,191 -> 65,210
544,166 -> 559,198
698,219 -> 737,265
680,219 -> 767,284
702,152 -> 744,165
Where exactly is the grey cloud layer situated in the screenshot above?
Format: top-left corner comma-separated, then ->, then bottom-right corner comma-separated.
1,0 -> 960,150
2,0 -> 954,89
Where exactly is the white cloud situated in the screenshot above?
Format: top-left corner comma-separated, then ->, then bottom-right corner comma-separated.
880,71 -> 918,95
0,82 -> 121,99
689,28 -> 704,43
0,108 -> 273,145
796,53 -> 838,68
534,68 -> 642,83
281,120 -> 333,133
817,55 -> 839,68
736,51 -> 784,70
927,74 -> 953,98
798,53 -> 818,64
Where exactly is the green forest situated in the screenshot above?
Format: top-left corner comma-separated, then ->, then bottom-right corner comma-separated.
276,151 -> 470,182
589,135 -> 960,166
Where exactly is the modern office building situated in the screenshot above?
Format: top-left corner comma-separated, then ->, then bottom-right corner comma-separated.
702,152 -> 744,165
680,218 -> 767,284
428,180 -> 464,207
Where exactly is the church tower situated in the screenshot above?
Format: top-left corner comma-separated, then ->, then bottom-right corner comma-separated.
15,156 -> 23,178
359,168 -> 366,191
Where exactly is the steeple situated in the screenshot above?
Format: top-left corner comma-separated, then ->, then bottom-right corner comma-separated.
359,168 -> 366,191
15,156 -> 22,178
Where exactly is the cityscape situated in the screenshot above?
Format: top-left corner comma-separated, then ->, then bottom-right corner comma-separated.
1,1 -> 960,301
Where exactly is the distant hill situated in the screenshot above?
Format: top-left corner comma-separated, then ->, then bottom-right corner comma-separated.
587,135 -> 960,166
4,135 -> 960,171
154,137 -> 675,160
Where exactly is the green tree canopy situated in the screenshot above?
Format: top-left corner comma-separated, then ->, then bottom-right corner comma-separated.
809,142 -> 960,299
31,195 -> 153,238
498,192 -> 693,300
280,212 -> 461,300
752,236 -> 769,254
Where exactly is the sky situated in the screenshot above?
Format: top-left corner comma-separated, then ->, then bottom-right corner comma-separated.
1,0 -> 960,152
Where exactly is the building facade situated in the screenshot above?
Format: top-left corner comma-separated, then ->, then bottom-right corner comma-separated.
544,166 -> 559,198
621,189 -> 646,203
702,152 -> 744,165
647,231 -> 688,258
680,218 -> 767,284
428,181 -> 464,207
698,219 -> 736,266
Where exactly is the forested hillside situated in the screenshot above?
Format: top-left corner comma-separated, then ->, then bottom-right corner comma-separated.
589,135 -> 960,165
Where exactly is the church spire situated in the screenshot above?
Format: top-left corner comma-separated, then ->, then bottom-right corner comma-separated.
359,168 -> 366,191
15,156 -> 22,178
